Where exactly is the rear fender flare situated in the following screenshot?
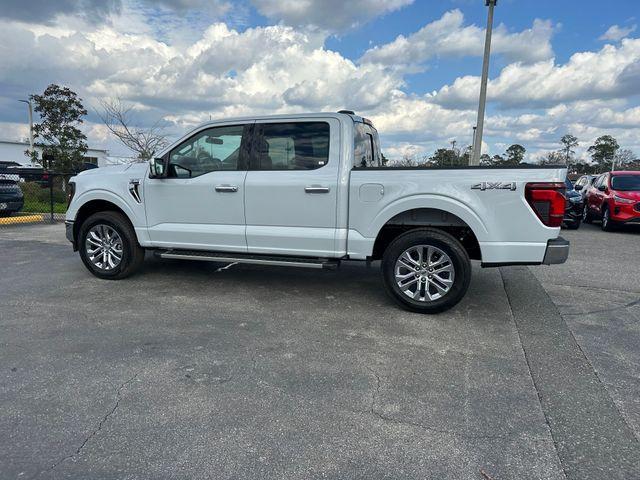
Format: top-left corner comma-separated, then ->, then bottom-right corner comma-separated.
368,194 -> 489,242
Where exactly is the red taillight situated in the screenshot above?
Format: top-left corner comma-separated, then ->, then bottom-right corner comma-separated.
525,182 -> 566,228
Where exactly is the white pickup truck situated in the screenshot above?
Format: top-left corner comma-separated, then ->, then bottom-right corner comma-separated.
66,112 -> 569,313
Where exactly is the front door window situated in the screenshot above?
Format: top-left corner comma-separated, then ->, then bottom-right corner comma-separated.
168,125 -> 245,178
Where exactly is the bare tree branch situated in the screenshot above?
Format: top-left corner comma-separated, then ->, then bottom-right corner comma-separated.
96,98 -> 169,161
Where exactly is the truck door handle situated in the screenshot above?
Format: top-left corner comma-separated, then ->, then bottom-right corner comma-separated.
215,185 -> 238,193
305,186 -> 330,194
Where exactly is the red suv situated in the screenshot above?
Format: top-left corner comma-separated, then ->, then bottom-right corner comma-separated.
583,171 -> 640,230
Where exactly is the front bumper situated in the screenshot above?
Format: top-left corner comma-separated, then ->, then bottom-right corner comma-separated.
542,237 -> 570,265
563,200 -> 583,224
0,198 -> 24,212
65,220 -> 77,250
610,202 -> 640,224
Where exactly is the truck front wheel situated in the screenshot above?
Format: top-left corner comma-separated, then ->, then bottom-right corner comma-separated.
78,211 -> 145,280
381,228 -> 472,314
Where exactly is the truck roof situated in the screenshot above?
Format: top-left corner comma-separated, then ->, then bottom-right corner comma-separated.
157,111 -> 375,159
188,111 -> 368,131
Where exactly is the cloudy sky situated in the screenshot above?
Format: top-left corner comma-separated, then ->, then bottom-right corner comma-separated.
1,0 -> 639,162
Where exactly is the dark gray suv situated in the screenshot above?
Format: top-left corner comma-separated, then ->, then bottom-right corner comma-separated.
0,179 -> 24,216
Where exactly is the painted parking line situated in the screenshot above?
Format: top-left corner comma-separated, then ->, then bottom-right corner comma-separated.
501,266 -> 640,480
0,214 -> 45,225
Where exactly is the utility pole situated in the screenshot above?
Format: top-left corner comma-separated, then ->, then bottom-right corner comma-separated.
18,100 -> 35,165
18,99 -> 34,152
470,0 -> 497,166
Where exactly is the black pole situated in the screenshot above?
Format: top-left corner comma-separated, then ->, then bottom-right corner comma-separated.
49,173 -> 54,223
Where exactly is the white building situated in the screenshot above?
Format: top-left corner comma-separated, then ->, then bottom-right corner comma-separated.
0,139 -> 110,167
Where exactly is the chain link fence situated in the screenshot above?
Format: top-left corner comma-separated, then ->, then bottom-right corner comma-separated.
0,170 -> 74,226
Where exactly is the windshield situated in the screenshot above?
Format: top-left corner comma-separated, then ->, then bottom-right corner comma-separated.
611,175 -> 640,191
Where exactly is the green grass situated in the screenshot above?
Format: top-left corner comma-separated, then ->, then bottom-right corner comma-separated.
21,202 -> 67,214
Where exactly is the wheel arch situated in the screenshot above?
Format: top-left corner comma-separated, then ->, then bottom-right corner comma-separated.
73,199 -> 137,245
371,207 -> 483,261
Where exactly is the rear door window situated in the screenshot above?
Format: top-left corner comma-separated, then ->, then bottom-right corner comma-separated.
253,122 -> 330,170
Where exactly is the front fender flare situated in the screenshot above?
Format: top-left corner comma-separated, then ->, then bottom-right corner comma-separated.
69,189 -> 142,227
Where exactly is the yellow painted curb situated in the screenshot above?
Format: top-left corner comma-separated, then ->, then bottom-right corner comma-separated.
0,214 -> 45,225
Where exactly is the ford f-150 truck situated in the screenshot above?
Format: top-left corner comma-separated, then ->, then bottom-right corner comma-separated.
65,112 -> 569,313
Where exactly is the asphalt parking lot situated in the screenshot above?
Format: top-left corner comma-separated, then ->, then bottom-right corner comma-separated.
1,223 -> 639,479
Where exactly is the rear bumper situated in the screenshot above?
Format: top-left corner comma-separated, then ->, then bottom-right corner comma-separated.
482,237 -> 569,268
542,237 -> 570,265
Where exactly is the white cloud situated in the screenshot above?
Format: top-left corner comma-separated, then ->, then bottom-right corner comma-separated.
600,24 -> 637,42
361,10 -> 554,68
250,0 -> 413,31
0,5 -> 639,162
431,38 -> 640,109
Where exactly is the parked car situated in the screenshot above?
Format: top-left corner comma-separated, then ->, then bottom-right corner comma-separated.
583,171 -> 640,230
0,161 -> 22,170
65,112 -> 569,314
563,178 -> 583,229
0,178 -> 24,216
573,174 -> 596,200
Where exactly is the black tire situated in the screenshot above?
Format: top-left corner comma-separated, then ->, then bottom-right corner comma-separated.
78,211 -> 145,279
381,228 -> 472,314
582,205 -> 593,224
601,206 -> 616,232
566,218 -> 581,230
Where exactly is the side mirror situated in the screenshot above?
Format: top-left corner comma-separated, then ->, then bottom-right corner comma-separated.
574,185 -> 583,191
598,185 -> 607,192
149,157 -> 167,178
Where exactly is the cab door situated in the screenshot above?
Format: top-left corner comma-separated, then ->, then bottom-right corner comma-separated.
243,119 -> 341,257
144,123 -> 252,252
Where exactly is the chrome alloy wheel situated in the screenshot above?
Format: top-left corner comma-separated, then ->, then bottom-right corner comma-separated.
85,224 -> 123,270
394,245 -> 455,302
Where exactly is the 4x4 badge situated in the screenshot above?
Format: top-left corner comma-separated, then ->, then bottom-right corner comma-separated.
471,182 -> 517,191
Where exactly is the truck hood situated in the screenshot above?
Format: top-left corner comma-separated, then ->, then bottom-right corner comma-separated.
75,162 -> 148,179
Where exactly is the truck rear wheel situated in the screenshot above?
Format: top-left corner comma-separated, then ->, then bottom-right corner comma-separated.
78,211 -> 145,280
381,228 -> 471,314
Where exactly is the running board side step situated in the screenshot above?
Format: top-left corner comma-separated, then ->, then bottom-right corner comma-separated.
156,250 -> 340,270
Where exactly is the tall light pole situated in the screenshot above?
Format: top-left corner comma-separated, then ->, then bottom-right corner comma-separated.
18,99 -> 34,151
471,125 -> 477,152
470,0 -> 497,166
